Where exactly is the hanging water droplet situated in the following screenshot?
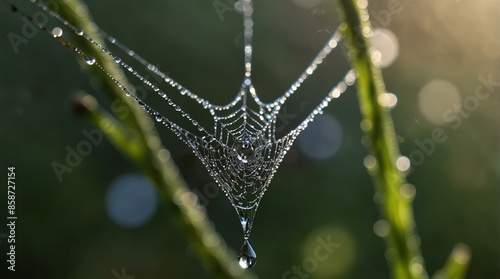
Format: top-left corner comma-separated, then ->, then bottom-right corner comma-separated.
52,27 -> 63,38
238,239 -> 257,269
84,56 -> 96,65
27,0 -> 360,265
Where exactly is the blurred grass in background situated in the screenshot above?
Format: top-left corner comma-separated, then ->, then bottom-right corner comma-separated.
1,0 -> 499,278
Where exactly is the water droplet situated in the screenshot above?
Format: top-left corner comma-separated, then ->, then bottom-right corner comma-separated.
202,101 -> 209,109
75,29 -> 84,36
155,115 -> 163,122
147,64 -> 156,71
113,56 -> 121,63
236,140 -> 254,163
84,56 -> 96,65
52,27 -> 63,38
238,240 -> 257,269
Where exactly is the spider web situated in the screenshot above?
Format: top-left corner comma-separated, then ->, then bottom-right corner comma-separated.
22,0 -> 357,267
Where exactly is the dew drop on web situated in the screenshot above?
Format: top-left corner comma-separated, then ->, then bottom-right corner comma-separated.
52,27 -> 63,38
84,56 -> 96,65
29,0 -> 357,269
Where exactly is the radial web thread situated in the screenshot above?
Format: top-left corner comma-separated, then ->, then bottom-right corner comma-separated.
21,0 -> 357,267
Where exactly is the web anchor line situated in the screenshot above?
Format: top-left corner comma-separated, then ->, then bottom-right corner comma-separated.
21,0 -> 358,269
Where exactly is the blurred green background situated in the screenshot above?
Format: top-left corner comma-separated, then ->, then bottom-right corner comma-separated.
1,0 -> 499,278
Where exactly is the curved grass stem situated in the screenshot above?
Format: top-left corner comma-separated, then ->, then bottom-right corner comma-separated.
336,0 -> 429,278
52,0 -> 255,278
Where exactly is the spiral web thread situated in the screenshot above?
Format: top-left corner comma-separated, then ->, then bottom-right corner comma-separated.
26,0 -> 357,239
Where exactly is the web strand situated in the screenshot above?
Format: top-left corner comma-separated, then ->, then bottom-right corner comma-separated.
33,0 -> 344,114
242,0 -> 254,78
17,0 -> 358,268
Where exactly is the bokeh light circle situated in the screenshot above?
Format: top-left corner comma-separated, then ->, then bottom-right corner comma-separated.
418,79 -> 461,125
106,173 -> 158,228
301,227 -> 356,278
298,113 -> 343,160
370,28 -> 399,68
378,92 -> 398,109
